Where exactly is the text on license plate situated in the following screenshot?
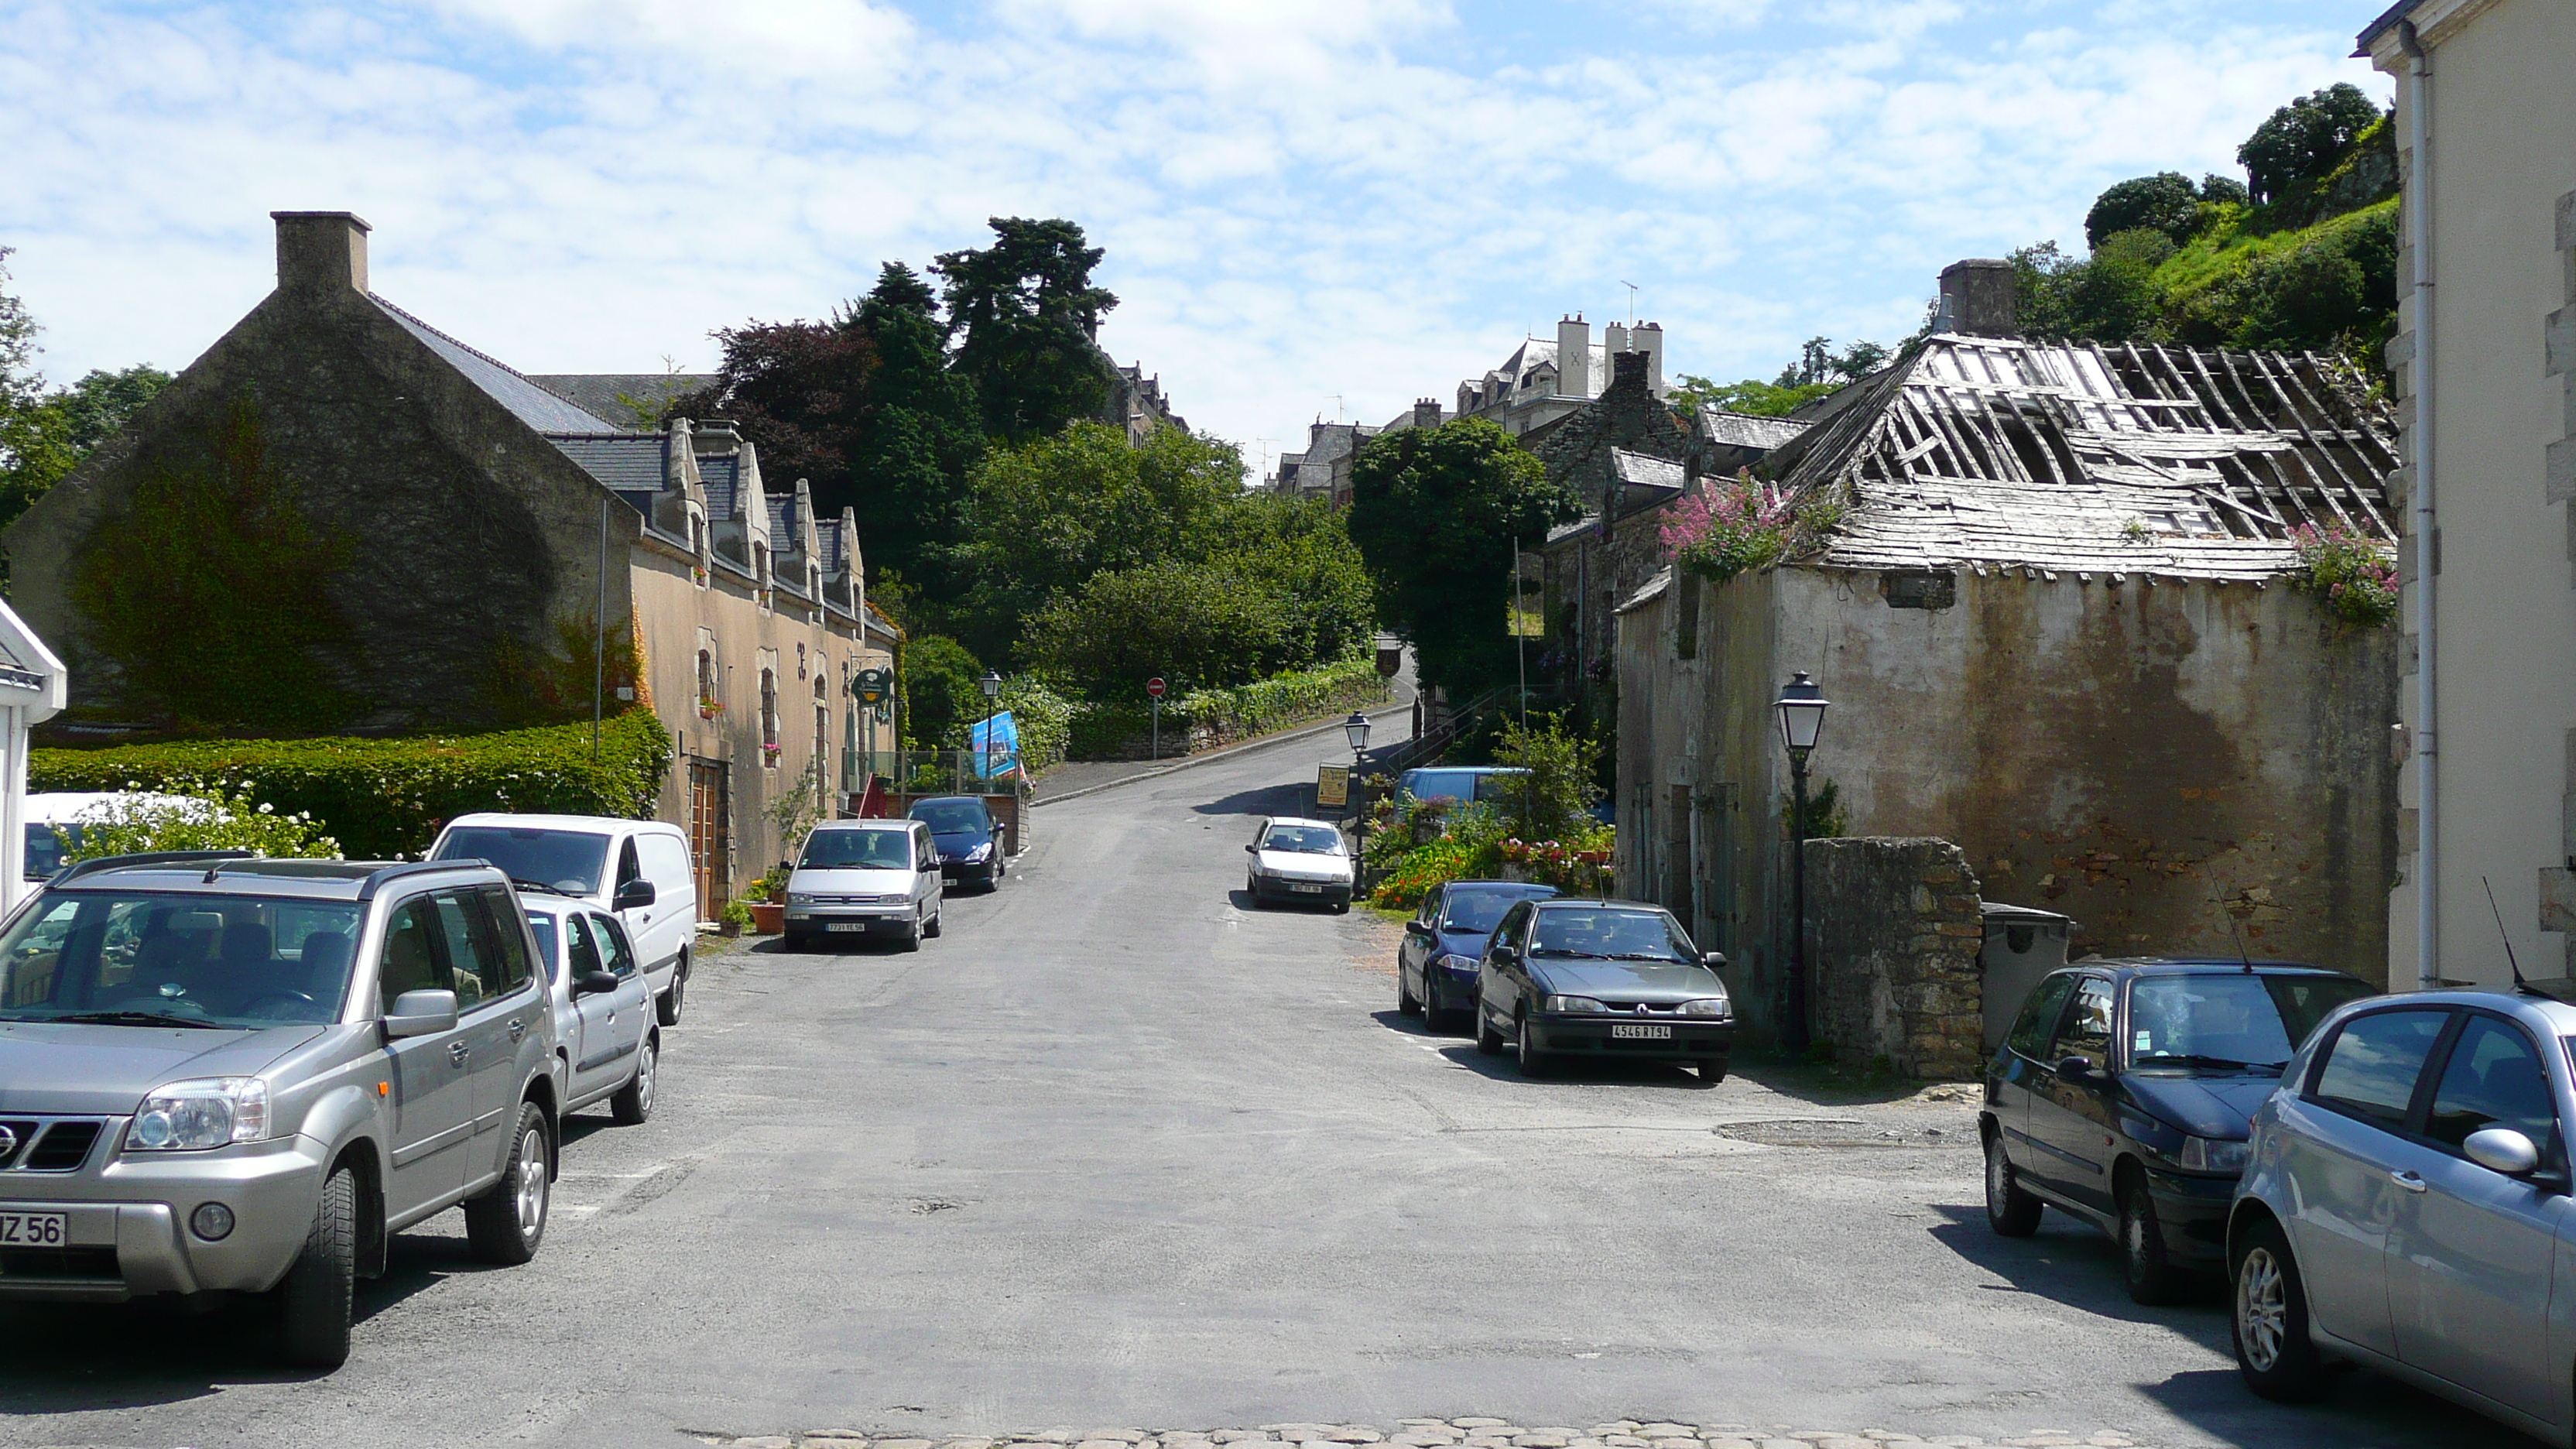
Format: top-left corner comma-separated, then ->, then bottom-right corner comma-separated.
1610,1023 -> 1673,1040
0,1212 -> 68,1249
826,922 -> 868,933
1291,883 -> 1323,893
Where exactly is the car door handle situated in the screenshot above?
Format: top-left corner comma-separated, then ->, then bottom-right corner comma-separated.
2392,1170 -> 2428,1194
508,1018 -> 526,1042
448,1041 -> 470,1067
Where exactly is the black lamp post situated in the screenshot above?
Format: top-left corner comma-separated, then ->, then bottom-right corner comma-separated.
1343,711 -> 1373,864
1776,671 -> 1830,1054
978,670 -> 1003,783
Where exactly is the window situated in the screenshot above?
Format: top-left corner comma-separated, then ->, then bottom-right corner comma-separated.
797,828 -> 913,870
433,827 -> 609,894
472,888 -> 533,995
1528,905 -> 1694,962
378,897 -> 450,1012
564,912 -> 605,980
796,642 -> 808,680
590,913 -> 637,978
2008,974 -> 2080,1059
2048,977 -> 2116,1066
616,839 -> 643,892
1259,824 -> 1345,855
1489,903 -> 1533,953
2127,974 -> 2373,1069
697,649 -> 718,710
2312,1009 -> 2450,1130
2428,1016 -> 2558,1155
526,915 -> 560,984
760,667 -> 779,766
1416,886 -> 1444,928
430,892 -> 491,1009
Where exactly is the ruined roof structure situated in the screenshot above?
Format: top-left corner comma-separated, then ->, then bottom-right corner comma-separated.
1758,332 -> 2401,582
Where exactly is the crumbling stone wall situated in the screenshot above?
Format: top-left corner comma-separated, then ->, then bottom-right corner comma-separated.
1804,836 -> 1987,1079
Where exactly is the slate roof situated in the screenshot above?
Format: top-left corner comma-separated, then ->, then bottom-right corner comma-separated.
544,432 -> 667,493
529,374 -> 714,427
816,518 -> 848,575
766,492 -> 801,552
1612,449 -> 1687,494
368,296 -> 624,434
2355,0 -> 2420,54
1760,334 -> 2401,582
697,454 -> 740,521
1699,408 -> 1810,450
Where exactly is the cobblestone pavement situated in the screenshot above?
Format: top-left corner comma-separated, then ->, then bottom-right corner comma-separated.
694,1420 -> 2164,1449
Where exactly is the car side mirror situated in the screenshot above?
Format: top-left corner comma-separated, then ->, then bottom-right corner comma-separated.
2465,1127 -> 2543,1177
1406,920 -> 1432,937
382,989 -> 460,1040
2056,1055 -> 2097,1081
1244,843 -> 1259,854
614,879 -> 656,909
1702,951 -> 1728,971
573,970 -> 621,998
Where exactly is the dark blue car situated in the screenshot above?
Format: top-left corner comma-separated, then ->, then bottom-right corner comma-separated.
1397,879 -> 1558,1033
906,796 -> 1006,892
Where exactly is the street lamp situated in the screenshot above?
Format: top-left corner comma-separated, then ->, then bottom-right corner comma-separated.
1344,711 -> 1373,868
1775,671 -> 1830,1054
978,670 -> 1003,784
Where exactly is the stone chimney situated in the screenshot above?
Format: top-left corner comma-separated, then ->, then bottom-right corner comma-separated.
272,211 -> 370,296
1634,320 -> 1665,397
1610,349 -> 1649,390
1605,321 -> 1631,358
1412,399 -> 1442,430
1556,313 -> 1591,399
1937,259 -> 2018,337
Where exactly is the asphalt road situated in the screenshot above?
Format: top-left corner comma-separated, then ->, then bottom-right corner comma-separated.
0,724 -> 2512,1449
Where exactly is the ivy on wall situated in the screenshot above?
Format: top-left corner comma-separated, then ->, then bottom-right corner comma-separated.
68,394 -> 370,732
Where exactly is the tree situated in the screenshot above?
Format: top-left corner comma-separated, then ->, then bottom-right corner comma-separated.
1347,418 -> 1578,698
0,252 -> 172,529
935,218 -> 1119,445
901,634 -> 987,749
1489,712 -> 1601,844
1197,492 -> 1378,670
1670,375 -> 1838,418
1023,559 -> 1293,692
2239,83 -> 2384,207
2085,172 -> 2206,249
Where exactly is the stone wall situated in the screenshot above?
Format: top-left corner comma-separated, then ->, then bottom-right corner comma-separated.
1804,837 -> 1987,1080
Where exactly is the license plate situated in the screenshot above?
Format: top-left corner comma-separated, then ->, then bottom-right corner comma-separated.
1290,883 -> 1323,893
826,922 -> 868,933
1610,1023 -> 1673,1040
0,1211 -> 67,1249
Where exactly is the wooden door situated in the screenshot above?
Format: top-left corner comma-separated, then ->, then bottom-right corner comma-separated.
687,759 -> 730,917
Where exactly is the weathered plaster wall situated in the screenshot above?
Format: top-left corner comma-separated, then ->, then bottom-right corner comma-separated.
2,231 -> 627,737
1618,564 -> 2400,1043
1804,837 -> 1987,1079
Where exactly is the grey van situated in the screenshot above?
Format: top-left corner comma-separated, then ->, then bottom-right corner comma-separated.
0,851 -> 560,1368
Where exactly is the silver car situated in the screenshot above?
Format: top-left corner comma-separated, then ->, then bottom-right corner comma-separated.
516,892 -> 656,1125
2229,988 -> 2576,1442
783,819 -> 944,950
0,850 -> 560,1368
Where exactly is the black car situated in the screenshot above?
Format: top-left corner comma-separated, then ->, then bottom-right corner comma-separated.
1981,959 -> 2376,1303
1471,898 -> 1735,1081
907,796 -> 1005,891
1398,879 -> 1558,1033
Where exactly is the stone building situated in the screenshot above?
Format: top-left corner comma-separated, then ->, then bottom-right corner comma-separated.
1614,261 -> 2405,1043
0,211 -> 897,915
1106,363 -> 1188,444
1456,315 -> 1668,437
2358,0 -> 2576,989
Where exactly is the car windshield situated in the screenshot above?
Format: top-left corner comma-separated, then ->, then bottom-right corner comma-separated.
910,801 -> 989,834
800,830 -> 913,870
435,827 -> 609,895
24,822 -> 75,882
1530,906 -> 1693,961
0,889 -> 362,1028
1441,889 -> 1553,934
2129,973 -> 2374,1068
1262,826 -> 1345,855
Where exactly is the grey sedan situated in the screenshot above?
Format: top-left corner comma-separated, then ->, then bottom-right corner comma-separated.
1471,898 -> 1735,1081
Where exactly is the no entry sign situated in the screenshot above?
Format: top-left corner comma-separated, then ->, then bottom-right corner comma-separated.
1146,677 -> 1166,698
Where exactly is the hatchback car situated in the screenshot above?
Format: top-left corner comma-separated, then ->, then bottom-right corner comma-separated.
516,891 -> 656,1125
783,820 -> 944,950
429,814 -> 698,1026
1243,817 -> 1355,910
0,850 -> 560,1367
1397,879 -> 1558,1033
1982,960 -> 2373,1303
1471,898 -> 1733,1080
908,796 -> 1006,892
2228,987 -> 2576,1443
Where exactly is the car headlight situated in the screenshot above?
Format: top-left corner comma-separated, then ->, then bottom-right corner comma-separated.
128,1077 -> 269,1152
1680,995 -> 1732,1018
786,892 -> 816,906
1433,953 -> 1479,973
964,841 -> 994,863
1544,995 -> 1608,1014
2178,1135 -> 2252,1173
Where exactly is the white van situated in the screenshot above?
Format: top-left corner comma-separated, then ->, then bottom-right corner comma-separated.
429,814 -> 700,1025
783,818 -> 944,951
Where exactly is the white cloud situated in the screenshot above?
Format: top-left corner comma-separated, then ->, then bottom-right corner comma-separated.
0,0 -> 2383,461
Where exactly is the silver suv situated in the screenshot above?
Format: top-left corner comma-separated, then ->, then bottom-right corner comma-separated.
0,850 -> 560,1368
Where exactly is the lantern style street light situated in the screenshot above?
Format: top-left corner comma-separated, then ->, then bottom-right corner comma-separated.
1344,711 -> 1374,868
1776,671 -> 1830,1053
978,670 -> 1004,782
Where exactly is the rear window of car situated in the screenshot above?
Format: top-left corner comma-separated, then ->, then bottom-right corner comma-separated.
437,827 -> 610,895
1403,770 -> 1479,800
800,828 -> 913,870
2311,1009 -> 2451,1129
1440,888 -> 1554,934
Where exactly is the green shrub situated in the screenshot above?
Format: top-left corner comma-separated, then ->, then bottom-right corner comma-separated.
903,635 -> 986,749
32,710 -> 673,860
1490,712 -> 1603,844
999,674 -> 1074,775
1065,656 -> 1389,759
2289,521 -> 2400,626
62,782 -> 343,862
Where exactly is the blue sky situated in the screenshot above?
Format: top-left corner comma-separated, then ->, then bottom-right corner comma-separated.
1,1 -> 2387,476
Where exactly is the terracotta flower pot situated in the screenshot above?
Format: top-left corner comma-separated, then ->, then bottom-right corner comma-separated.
749,902 -> 786,935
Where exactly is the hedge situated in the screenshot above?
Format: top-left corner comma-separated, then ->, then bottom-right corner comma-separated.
1065,657 -> 1390,761
31,710 -> 674,861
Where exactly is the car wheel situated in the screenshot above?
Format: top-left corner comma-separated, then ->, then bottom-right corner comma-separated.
656,955 -> 687,1027
1397,967 -> 1421,1016
1245,876 -> 1263,906
1421,992 -> 1450,1036
925,902 -> 944,939
464,1102 -> 551,1266
2234,1217 -> 2331,1401
1696,1056 -> 1728,1083
275,1166 -> 356,1368
1984,1130 -> 2043,1237
1475,1004 -> 1505,1056
1332,899 -> 1350,914
610,1031 -> 657,1125
896,912 -> 923,952
2119,1166 -> 2187,1304
1515,1011 -> 1550,1077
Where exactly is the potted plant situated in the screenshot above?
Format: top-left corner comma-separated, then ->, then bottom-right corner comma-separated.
699,695 -> 723,719
718,899 -> 752,937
